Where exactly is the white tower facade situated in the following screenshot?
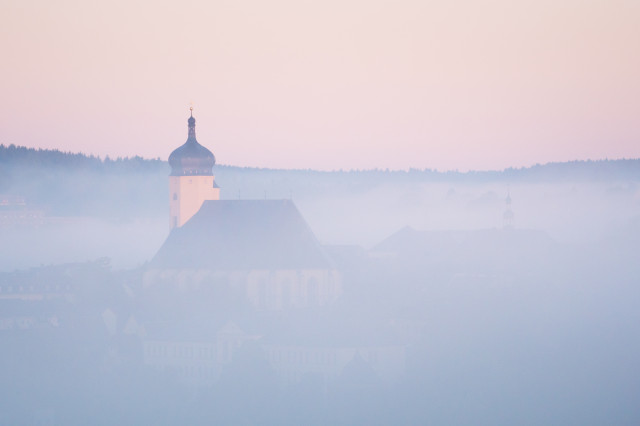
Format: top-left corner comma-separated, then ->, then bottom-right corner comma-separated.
168,109 -> 220,229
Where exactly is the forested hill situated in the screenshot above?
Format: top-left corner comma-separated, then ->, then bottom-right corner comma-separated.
2,143 -> 639,181
1,144 -> 639,218
0,144 -> 165,173
0,144 -> 168,216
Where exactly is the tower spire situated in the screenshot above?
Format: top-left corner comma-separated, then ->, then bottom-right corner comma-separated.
187,107 -> 196,141
503,186 -> 514,229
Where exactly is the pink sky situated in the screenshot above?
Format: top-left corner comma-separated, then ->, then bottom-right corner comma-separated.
1,0 -> 639,171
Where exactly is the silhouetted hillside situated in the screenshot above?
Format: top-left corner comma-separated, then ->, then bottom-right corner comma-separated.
3,144 -> 638,180
1,144 -> 638,218
0,145 -> 169,216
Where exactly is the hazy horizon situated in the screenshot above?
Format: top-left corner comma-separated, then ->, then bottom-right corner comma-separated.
2,143 -> 639,174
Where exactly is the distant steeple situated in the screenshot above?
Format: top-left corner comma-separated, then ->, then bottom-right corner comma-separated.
503,187 -> 515,229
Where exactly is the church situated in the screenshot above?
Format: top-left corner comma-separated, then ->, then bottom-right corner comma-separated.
139,111 -> 406,389
143,110 -> 343,310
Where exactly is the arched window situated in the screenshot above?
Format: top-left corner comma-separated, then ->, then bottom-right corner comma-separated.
172,193 -> 178,200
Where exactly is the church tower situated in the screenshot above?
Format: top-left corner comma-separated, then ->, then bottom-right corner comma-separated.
168,108 -> 220,229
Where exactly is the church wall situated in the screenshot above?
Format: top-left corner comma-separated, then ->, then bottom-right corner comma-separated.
144,267 -> 342,311
246,269 -> 342,310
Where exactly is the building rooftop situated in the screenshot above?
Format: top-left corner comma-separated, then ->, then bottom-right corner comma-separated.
151,200 -> 333,270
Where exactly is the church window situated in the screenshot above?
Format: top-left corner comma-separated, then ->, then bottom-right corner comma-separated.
173,193 -> 178,200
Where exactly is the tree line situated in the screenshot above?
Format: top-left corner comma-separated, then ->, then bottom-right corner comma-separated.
2,143 -> 638,182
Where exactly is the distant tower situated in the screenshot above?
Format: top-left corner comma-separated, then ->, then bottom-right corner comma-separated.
503,188 -> 514,229
168,108 -> 220,229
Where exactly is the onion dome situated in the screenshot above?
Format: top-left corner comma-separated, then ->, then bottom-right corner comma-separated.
168,108 -> 216,176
